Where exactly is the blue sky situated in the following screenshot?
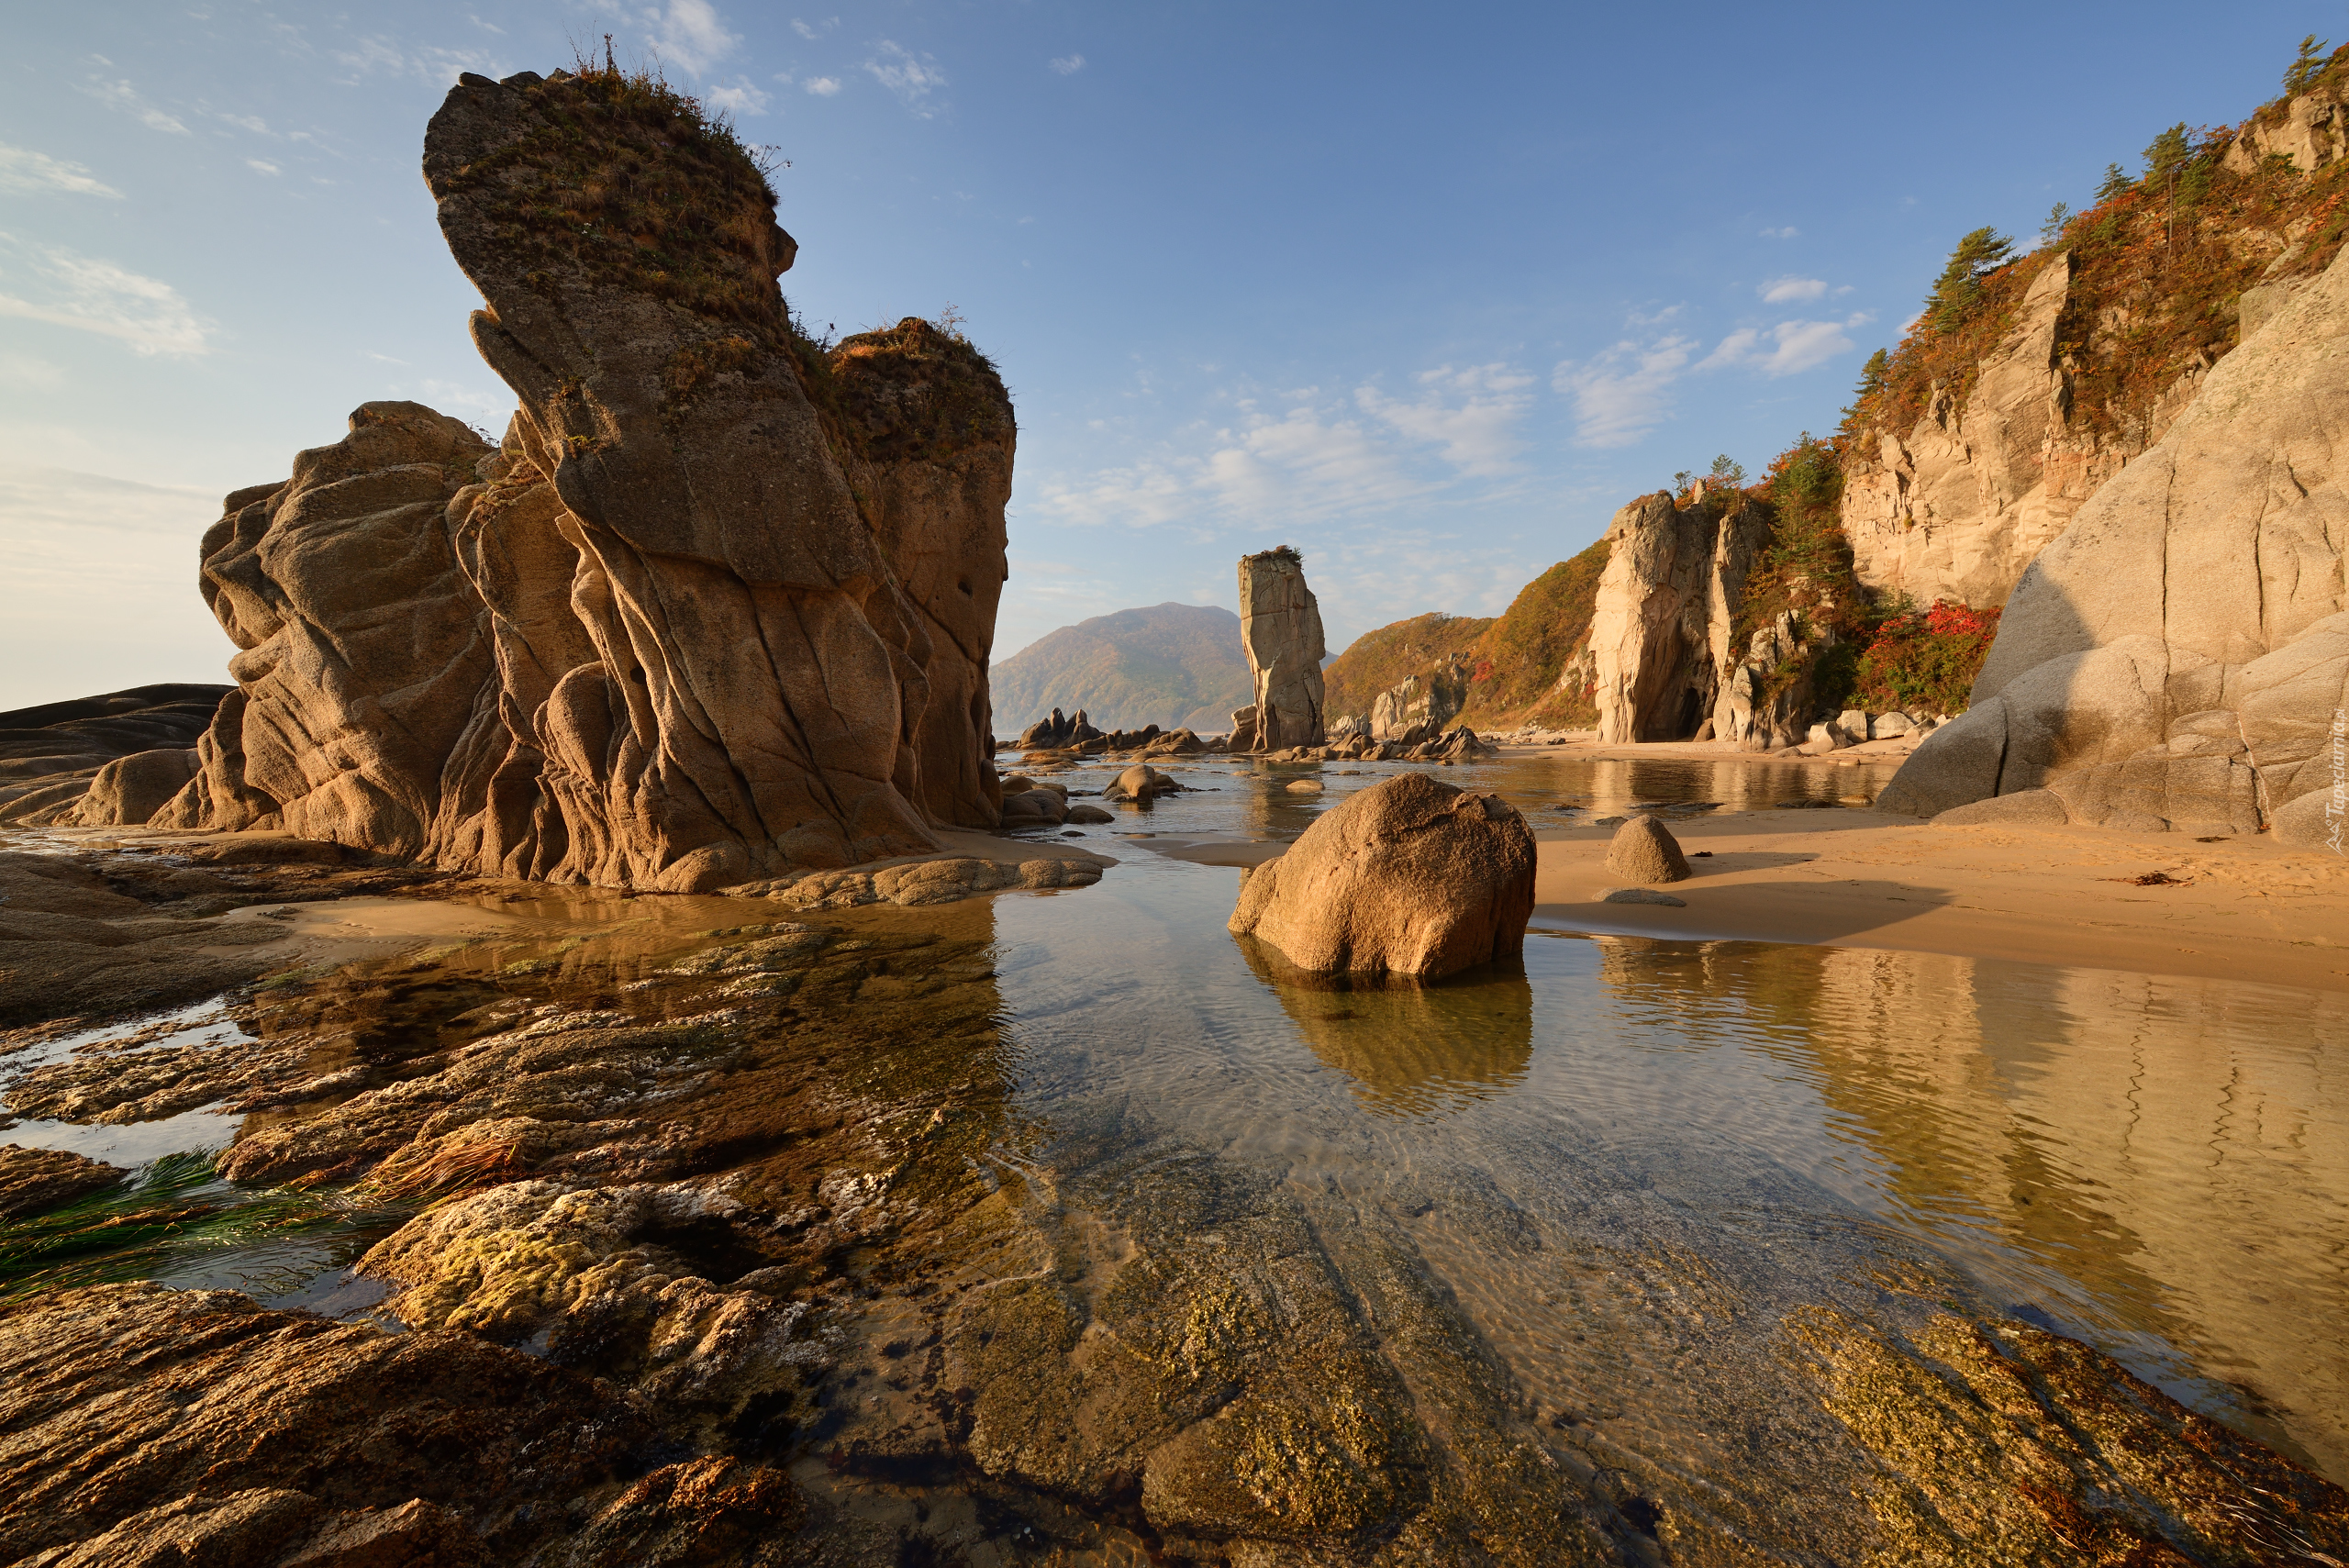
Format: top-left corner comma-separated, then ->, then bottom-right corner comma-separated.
0,2 -> 2330,708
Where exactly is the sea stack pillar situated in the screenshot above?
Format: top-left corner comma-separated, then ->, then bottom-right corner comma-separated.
1237,546 -> 1328,751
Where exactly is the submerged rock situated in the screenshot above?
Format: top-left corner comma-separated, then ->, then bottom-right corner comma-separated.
1229,773 -> 1535,979
0,1145 -> 124,1218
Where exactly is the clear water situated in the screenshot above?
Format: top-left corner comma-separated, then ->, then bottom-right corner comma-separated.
977,850 -> 2349,1483
6,745 -> 2343,1491
1010,748 -> 1905,849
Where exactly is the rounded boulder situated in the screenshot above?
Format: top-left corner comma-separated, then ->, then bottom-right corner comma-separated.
1227,772 -> 1535,979
1605,813 -> 1690,884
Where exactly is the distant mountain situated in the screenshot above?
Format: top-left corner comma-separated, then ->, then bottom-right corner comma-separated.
991,602 -> 1252,736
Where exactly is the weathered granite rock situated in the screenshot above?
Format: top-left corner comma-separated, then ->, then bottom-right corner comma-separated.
1102,762 -> 1181,802
1370,667 -> 1465,743
161,71 -> 1016,891
1237,547 -> 1327,751
1229,773 -> 1534,978
2226,82 -> 2349,174
0,1281 -> 708,1566
1587,491 -> 1771,744
0,1145 -> 123,1218
1881,237 -> 2349,832
1789,1307 -> 2349,1567
1839,251 -> 2208,612
0,684 -> 231,826
65,747 -> 199,827
1605,813 -> 1690,884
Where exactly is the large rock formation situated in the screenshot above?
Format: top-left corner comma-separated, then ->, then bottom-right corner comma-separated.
1586,486 -> 1783,745
1832,253 -> 2184,611
1233,547 -> 1326,751
1229,773 -> 1534,979
0,684 -> 229,825
1879,234 -> 2349,839
1368,666 -> 1465,743
150,69 -> 1013,891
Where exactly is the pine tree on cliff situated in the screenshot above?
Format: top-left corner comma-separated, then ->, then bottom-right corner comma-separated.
1926,228 -> 2015,332
2286,33 -> 2331,94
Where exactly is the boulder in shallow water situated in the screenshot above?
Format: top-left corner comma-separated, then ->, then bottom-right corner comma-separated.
1605,813 -> 1690,884
1228,772 -> 1534,979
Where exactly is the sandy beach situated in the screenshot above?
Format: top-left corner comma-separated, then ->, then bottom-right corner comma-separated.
1145,752 -> 2349,992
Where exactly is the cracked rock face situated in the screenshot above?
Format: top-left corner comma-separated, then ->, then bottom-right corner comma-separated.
157,69 -> 1014,891
1882,236 -> 2349,835
1236,549 -> 1328,751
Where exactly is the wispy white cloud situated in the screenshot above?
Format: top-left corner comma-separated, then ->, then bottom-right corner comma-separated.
645,0 -> 738,74
330,37 -> 495,84
1698,314 -> 1868,377
865,40 -> 947,117
1759,275 -> 1827,303
82,79 -> 189,135
214,112 -> 270,134
1758,225 -> 1798,239
0,145 -> 120,199
1050,54 -> 1085,75
0,351 -> 64,389
1553,336 -> 1696,448
792,16 -> 838,39
246,159 -> 281,176
0,234 -> 211,355
801,74 -> 841,95
1354,362 -> 1535,476
707,77 -> 770,115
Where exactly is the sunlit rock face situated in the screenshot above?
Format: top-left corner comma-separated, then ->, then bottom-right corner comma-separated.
1233,547 -> 1327,751
1881,237 -> 2349,834
158,69 -> 1014,888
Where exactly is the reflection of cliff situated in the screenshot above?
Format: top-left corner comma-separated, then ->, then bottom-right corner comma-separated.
1595,937 -> 2349,1481
1239,941 -> 1532,1118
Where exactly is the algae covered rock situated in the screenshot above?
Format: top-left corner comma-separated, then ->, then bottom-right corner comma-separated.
1229,772 -> 1535,979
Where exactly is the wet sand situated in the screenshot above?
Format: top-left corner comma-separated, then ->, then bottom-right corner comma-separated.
1152,808 -> 2349,994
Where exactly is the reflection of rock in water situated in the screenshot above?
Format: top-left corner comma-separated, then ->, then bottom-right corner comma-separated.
1594,932 -> 2349,1485
1238,940 -> 1533,1118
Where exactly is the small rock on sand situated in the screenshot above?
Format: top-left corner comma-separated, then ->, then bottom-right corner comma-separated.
1605,813 -> 1690,884
1601,888 -> 1687,906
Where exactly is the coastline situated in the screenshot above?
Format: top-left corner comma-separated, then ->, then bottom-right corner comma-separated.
1145,803 -> 2349,994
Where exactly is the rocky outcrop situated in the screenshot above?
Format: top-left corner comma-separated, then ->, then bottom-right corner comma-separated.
152,70 -> 1014,892
0,684 -> 229,825
1839,250 -> 2220,613
1229,773 -> 1534,979
1586,488 -> 1772,744
1369,666 -> 1465,743
2226,82 -> 2349,175
1880,236 -> 2349,837
1235,547 -> 1326,751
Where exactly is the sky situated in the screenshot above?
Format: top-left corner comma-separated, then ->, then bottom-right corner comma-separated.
0,1 -> 2333,709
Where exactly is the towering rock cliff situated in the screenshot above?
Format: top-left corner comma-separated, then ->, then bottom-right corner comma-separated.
1841,63 -> 2349,616
150,67 -> 1013,890
1879,231 -> 2349,838
1588,486 -> 1772,743
1232,547 -> 1327,751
